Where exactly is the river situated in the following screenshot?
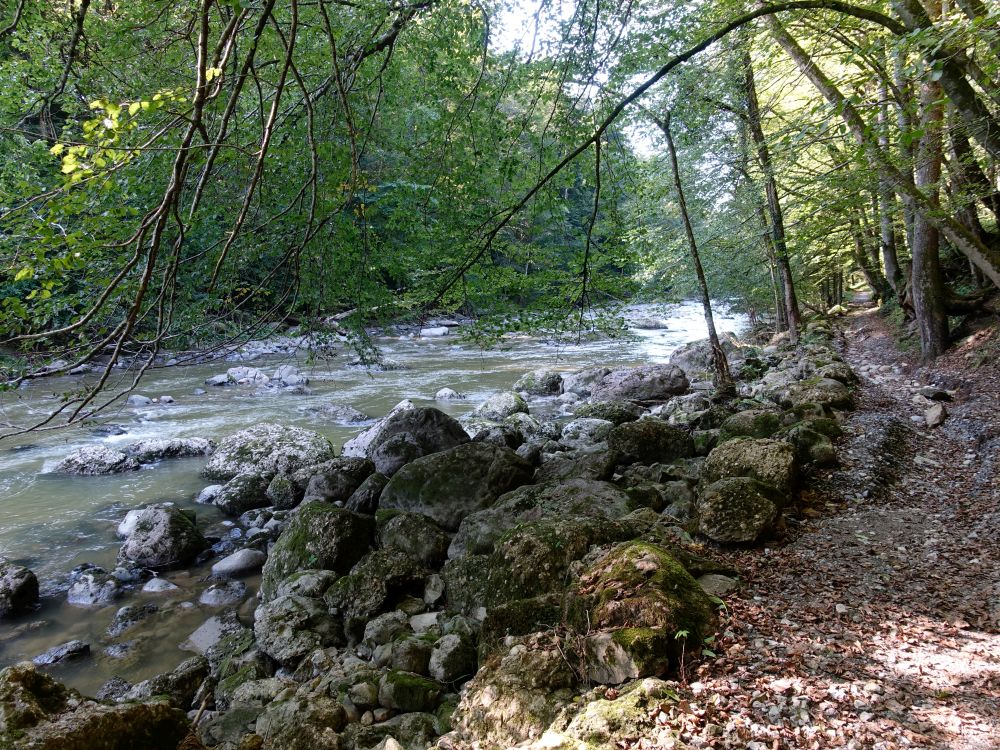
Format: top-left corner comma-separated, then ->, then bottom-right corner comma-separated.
0,302 -> 746,694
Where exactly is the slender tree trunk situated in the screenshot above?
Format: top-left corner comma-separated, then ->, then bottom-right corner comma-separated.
876,69 -> 905,294
742,49 -> 801,343
656,112 -> 734,396
892,47 -> 917,252
909,1 -> 950,359
851,214 -> 885,301
758,204 -> 789,331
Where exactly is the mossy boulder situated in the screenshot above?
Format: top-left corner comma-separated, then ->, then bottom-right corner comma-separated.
782,423 -> 837,466
607,419 -> 695,466
253,594 -> 341,667
718,410 -> 782,442
346,472 -> 390,515
379,512 -> 451,569
448,479 -> 632,559
558,418 -> 614,452
0,662 -> 188,749
696,477 -> 785,544
117,504 -> 207,569
514,369 -> 565,395
568,542 -> 717,674
378,443 -> 534,531
214,471 -> 271,515
260,503 -> 374,600
255,694 -> 346,750
324,549 -> 428,641
533,451 -> 617,484
573,400 -> 645,425
701,438 -> 797,498
203,423 -> 335,481
770,377 -> 854,411
479,594 -> 565,656
378,671 -> 443,713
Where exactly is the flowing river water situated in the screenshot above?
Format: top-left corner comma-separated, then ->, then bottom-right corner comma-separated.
0,302 -> 746,695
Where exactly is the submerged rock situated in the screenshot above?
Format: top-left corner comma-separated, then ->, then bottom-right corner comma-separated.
32,640 -> 91,667
67,567 -> 123,607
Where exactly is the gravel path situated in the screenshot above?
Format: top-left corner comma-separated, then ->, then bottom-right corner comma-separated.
661,307 -> 1000,750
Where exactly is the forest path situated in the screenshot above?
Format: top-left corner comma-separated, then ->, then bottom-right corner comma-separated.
678,306 -> 1000,750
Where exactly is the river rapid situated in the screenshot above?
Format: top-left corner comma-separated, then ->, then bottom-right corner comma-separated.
0,302 -> 746,695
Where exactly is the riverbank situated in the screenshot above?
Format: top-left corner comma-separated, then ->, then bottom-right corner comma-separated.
1,301 -> 996,750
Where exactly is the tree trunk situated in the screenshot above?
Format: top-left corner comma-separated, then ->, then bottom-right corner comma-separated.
909,2 -> 950,359
742,48 -> 802,343
877,69 -> 904,294
656,112 -> 734,396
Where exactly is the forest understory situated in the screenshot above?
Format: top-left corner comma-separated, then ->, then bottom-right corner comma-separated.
658,305 -> 1000,750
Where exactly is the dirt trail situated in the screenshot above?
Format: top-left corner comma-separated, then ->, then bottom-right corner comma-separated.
671,306 -> 1000,750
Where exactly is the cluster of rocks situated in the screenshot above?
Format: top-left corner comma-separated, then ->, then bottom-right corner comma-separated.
51,437 -> 216,475
205,365 -> 311,395
1,322 -> 860,750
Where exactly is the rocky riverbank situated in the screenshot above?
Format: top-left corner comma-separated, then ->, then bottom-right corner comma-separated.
1,317 -> 864,749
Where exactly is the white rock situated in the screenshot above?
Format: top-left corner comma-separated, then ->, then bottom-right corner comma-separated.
434,388 -> 465,401
196,485 -> 224,504
924,403 -> 947,428
341,400 -> 415,458
126,395 -> 153,407
117,509 -> 143,538
420,327 -> 450,337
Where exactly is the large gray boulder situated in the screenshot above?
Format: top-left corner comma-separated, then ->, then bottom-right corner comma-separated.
342,399 -> 415,458
253,594 -> 341,666
448,478 -> 632,558
558,418 -> 613,453
590,364 -> 689,402
213,471 -> 271,516
378,443 -> 535,531
202,423 -> 334,481
51,446 -> 139,475
117,504 -> 207,569
701,438 -> 797,497
697,477 -> 784,544
0,560 -> 38,618
769,377 -> 855,411
668,333 -> 744,379
513,369 -> 564,395
365,407 -> 470,476
260,503 -> 374,600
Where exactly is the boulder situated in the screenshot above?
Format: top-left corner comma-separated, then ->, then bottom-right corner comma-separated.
573,400 -> 645,425
66,567 -> 123,607
561,367 -> 612,397
124,437 -> 215,464
346,472 -> 390,514
380,512 -> 451,569
718,410 -> 782,441
696,477 -> 784,544
925,403 -> 947,428
770,377 -> 854,411
448,479 -> 632,558
200,580 -> 248,607
379,443 -> 535,531
117,504 -> 207,569
533,452 -> 617,484
668,333 -> 744,379
701,438 -> 797,498
106,604 -> 158,638
118,656 -> 208,709
211,548 -> 267,577
324,549 -> 428,640
428,633 -> 476,684
271,364 -> 308,386
260,503 -> 374,600
255,693 -> 346,749
513,369 -> 564,395
32,641 -> 90,667
214,471 -> 271,515
342,400 -> 416,458
365,407 -> 470,476
51,446 -> 139,475
299,456 -> 376,503
378,671 -> 442,713
435,388 -> 465,401
558,418 -> 614,453
420,326 -> 450,337
473,392 -> 529,422
253,595 -> 341,667
203,423 -> 335,481
183,611 -> 244,655
568,541 -> 717,676
0,662 -> 188,749
0,560 -> 38,619
607,419 -> 694,465
591,364 -> 689,402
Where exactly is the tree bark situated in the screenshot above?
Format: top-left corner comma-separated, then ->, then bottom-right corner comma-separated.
742,48 -> 802,343
656,112 -> 734,396
877,67 -> 904,294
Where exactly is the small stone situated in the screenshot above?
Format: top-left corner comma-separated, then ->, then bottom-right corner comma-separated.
143,577 -> 180,593
211,548 -> 267,577
33,639 -> 90,666
200,580 -> 248,607
924,403 -> 947,428
127,394 -> 153,406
